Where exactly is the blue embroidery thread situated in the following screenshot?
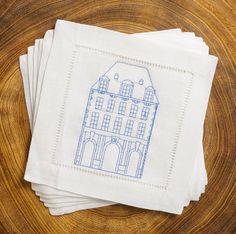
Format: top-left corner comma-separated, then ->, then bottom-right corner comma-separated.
74,62 -> 159,179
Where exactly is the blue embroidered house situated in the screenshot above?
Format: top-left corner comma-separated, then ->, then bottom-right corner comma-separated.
74,62 -> 159,178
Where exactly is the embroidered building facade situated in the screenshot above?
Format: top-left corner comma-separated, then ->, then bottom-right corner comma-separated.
74,62 -> 159,178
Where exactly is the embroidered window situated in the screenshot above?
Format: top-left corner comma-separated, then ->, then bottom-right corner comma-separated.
95,97 -> 104,110
90,112 -> 99,129
119,80 -> 133,98
124,119 -> 134,136
114,73 -> 119,80
144,87 -> 154,102
118,102 -> 127,115
113,117 -> 122,134
136,122 -> 146,139
141,107 -> 149,120
129,104 -> 138,118
106,99 -> 115,112
98,77 -> 109,92
101,114 -> 111,131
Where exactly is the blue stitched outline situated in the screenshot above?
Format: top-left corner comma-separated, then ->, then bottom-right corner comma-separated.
74,61 -> 159,179
51,46 -> 194,189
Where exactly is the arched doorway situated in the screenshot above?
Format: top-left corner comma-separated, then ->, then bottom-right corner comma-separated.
81,141 -> 95,167
127,151 -> 141,177
102,143 -> 120,173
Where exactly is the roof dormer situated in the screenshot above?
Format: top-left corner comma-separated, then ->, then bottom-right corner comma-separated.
143,86 -> 155,102
98,76 -> 109,93
119,80 -> 134,98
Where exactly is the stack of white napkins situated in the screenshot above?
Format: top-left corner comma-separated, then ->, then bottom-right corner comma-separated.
19,19 -> 217,215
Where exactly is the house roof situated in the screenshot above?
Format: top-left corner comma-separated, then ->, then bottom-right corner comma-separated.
92,62 -> 158,103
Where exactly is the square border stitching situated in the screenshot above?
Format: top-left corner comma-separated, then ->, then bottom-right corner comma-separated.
51,45 -> 194,190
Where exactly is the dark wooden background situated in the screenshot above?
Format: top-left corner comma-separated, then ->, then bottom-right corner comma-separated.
0,0 -> 235,233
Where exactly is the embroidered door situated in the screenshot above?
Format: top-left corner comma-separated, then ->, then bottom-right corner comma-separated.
127,151 -> 141,177
81,141 -> 95,167
102,143 -> 120,172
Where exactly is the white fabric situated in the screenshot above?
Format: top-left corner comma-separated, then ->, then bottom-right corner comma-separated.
30,29 -> 207,207
19,19 -> 217,215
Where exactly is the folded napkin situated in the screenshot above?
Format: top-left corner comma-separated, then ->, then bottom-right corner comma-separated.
19,19 -> 217,215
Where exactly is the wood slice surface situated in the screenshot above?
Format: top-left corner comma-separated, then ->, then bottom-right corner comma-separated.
0,0 -> 235,233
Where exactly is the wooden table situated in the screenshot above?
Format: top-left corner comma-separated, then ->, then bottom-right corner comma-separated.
0,1 -> 235,233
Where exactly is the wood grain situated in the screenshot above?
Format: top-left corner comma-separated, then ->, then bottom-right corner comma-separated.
0,0 -> 235,233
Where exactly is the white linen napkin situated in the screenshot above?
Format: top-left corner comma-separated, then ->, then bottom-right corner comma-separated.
19,32 -> 206,214
19,19 -> 216,215
21,23 -> 210,214
26,29 -> 208,206
22,21 -> 216,213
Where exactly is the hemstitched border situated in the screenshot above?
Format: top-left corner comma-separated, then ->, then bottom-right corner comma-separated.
54,162 -> 167,190
51,45 -> 194,190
